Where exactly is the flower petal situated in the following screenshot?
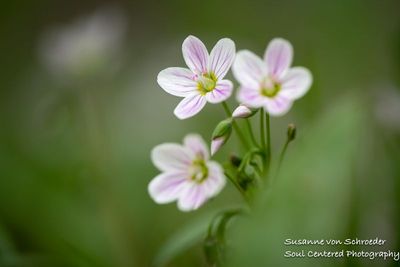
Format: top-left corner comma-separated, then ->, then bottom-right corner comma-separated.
264,94 -> 293,116
280,67 -> 312,100
157,67 -> 198,97
183,134 -> 209,160
177,183 -> 208,212
148,172 -> 188,204
205,79 -> 233,103
174,93 -> 207,119
264,38 -> 293,79
236,86 -> 265,108
208,38 -> 236,79
202,161 -> 226,197
151,143 -> 193,172
210,136 -> 225,156
232,50 -> 267,89
182,35 -> 209,74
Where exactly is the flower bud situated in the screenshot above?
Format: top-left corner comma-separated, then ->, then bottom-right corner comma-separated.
287,123 -> 296,141
211,118 -> 232,155
232,105 -> 253,118
229,154 -> 242,167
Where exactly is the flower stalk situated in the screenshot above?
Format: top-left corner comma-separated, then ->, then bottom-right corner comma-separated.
245,119 -> 259,147
264,112 -> 272,176
277,124 -> 296,175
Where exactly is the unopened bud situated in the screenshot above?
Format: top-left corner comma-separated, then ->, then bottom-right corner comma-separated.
232,105 -> 253,118
229,154 -> 242,167
287,123 -> 296,141
211,119 -> 232,155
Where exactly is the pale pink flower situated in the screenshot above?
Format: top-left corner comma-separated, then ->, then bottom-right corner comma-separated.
232,104 -> 253,118
233,38 -> 312,116
149,134 -> 226,211
157,36 -> 236,119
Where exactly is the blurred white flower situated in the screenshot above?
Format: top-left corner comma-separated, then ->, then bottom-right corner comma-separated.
374,85 -> 400,131
39,7 -> 127,77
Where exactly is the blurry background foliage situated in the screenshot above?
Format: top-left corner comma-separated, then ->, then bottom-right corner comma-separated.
0,0 -> 400,266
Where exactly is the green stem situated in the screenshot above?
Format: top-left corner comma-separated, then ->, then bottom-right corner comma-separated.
222,102 -> 249,149
216,209 -> 242,242
245,119 -> 259,147
265,112 -> 271,170
260,111 -> 266,151
207,208 -> 243,237
277,139 -> 290,175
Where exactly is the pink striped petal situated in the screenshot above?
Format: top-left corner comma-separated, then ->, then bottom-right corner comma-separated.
233,50 -> 267,89
236,86 -> 265,108
177,183 -> 208,212
205,79 -> 233,103
280,67 -> 312,100
151,143 -> 193,172
174,93 -> 207,119
208,38 -> 236,79
148,172 -> 188,204
157,67 -> 198,97
264,94 -> 293,116
264,38 -> 293,79
184,134 -> 209,160
182,35 -> 209,74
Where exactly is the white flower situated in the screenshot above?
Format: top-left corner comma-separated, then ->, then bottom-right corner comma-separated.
149,134 -> 226,211
157,35 -> 236,119
233,38 -> 312,116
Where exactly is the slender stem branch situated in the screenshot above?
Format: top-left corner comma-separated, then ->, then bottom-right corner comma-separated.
221,101 -> 231,115
260,111 -> 266,151
277,139 -> 290,175
207,209 -> 243,236
215,209 -> 242,242
260,110 -> 272,179
222,102 -> 249,149
245,119 -> 258,147
265,112 -> 271,169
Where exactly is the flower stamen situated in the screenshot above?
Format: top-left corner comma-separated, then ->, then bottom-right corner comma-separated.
197,72 -> 217,95
189,158 -> 209,183
261,78 -> 281,98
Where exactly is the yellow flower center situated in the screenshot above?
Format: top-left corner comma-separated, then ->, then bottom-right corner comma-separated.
260,77 -> 281,98
188,158 -> 208,184
197,72 -> 217,95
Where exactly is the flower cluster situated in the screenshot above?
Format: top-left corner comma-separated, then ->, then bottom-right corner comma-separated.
149,35 -> 312,212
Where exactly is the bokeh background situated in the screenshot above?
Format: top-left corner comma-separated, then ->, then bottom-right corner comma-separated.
1,0 -> 400,266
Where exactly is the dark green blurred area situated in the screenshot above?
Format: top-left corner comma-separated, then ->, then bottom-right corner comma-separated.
0,0 -> 400,266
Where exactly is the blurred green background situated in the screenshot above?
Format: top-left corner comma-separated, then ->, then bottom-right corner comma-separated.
1,0 -> 400,266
